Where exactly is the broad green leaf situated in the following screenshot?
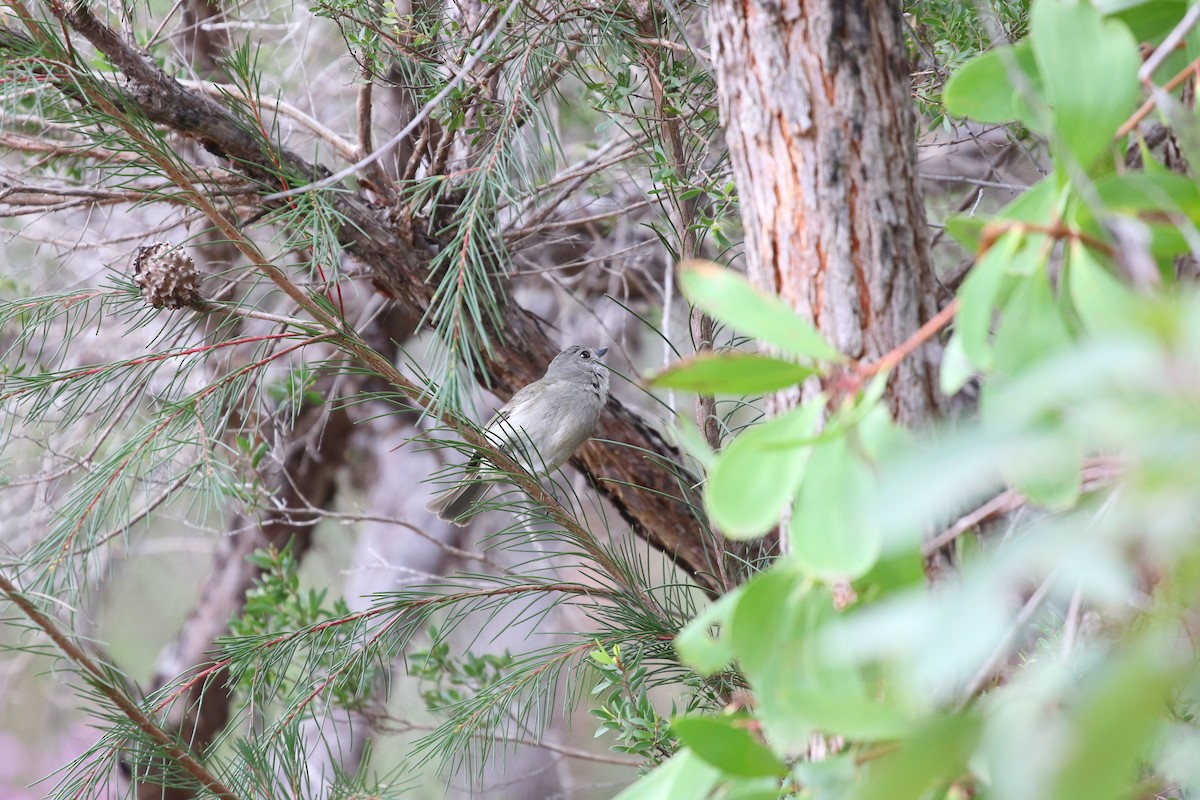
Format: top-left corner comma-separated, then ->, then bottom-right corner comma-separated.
1031,0 -> 1141,169
731,571 -> 912,748
1091,170 -> 1200,220
1067,242 -> 1139,334
792,756 -> 856,800
791,435 -> 881,579
715,786 -> 783,800
730,569 -> 809,677
680,260 -> 843,362
993,266 -> 1073,377
856,545 -> 926,596
854,403 -> 911,462
706,397 -> 825,540
647,351 -> 815,395
1097,0 -> 1188,42
957,231 -> 1021,370
776,688 -> 915,742
939,333 -> 973,396
1076,171 -> 1200,262
671,717 -> 788,778
944,42 -> 1048,133
612,748 -> 721,800
1051,637 -> 1188,800
729,571 -> 829,748
943,215 -> 986,251
856,713 -> 982,800
675,585 -> 745,676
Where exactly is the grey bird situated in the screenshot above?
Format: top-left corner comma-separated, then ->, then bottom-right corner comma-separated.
426,345 -> 610,525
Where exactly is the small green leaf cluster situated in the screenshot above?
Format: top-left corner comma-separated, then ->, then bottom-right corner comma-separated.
229,541 -> 374,711
411,633 -> 515,713
266,361 -> 324,420
589,644 -> 677,767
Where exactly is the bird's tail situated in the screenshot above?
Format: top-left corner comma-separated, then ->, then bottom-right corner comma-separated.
425,479 -> 490,526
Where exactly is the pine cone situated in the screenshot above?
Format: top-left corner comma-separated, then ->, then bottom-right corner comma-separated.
132,243 -> 201,309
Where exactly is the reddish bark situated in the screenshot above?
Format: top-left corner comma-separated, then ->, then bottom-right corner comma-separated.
709,0 -> 942,425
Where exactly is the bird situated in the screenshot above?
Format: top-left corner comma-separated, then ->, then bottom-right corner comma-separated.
425,345 -> 610,525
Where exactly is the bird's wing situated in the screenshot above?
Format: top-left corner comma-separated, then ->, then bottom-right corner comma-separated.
483,382 -> 548,458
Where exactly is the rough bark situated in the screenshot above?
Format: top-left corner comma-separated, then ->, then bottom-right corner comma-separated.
708,0 -> 942,425
4,7 -> 722,592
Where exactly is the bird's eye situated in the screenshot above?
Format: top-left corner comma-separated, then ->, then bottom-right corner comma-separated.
580,350 -> 591,359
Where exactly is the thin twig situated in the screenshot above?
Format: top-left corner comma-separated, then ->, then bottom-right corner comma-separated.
384,719 -> 639,766
921,460 -> 1122,557
960,571 -> 1057,705
262,0 -> 522,202
1139,4 -> 1200,85
176,78 -> 360,163
355,65 -> 396,198
1117,54 -> 1200,139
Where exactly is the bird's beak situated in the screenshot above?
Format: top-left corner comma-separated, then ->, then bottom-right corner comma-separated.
595,347 -> 608,357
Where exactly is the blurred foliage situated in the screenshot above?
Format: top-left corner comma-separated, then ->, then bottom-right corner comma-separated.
624,1 -> 1200,798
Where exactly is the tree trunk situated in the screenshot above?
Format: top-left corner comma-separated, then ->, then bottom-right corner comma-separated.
709,0 -> 941,425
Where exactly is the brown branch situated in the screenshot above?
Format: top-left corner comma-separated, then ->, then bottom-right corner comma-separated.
0,570 -> 243,800
977,219 -> 1112,258
921,459 -> 1122,557
354,64 -> 396,198
1117,53 -> 1200,138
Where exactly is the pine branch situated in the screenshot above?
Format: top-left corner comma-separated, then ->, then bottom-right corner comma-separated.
0,570 -> 243,800
4,0 -> 725,592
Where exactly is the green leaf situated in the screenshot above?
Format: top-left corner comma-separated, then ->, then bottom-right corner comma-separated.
993,266 -> 1073,377
856,712 -> 982,800
855,544 -> 926,597
612,748 -> 721,800
706,397 -> 825,540
1051,636 -> 1188,800
792,756 -> 856,800
731,572 -> 913,748
730,570 -> 809,678
957,231 -> 1022,371
1091,170 -> 1200,219
774,688 -> 915,742
715,786 -> 785,800
791,434 -> 881,580
1067,242 -> 1140,334
939,333 -> 973,396
647,351 -> 816,395
943,215 -> 986,251
1001,423 -> 1085,511
675,585 -> 745,676
1097,0 -> 1189,42
944,42 -> 1048,133
680,261 -> 843,362
1031,0 -> 1141,169
1078,171 -> 1200,262
671,717 -> 788,778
